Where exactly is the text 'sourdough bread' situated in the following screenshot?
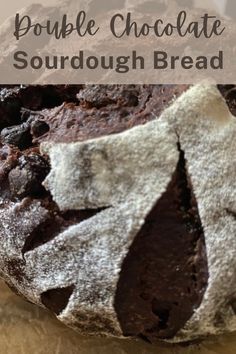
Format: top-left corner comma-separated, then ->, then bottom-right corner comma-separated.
0,84 -> 235,343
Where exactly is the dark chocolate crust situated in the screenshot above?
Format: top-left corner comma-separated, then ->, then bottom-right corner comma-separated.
32,85 -> 189,144
0,84 -> 234,341
218,85 -> 236,117
115,146 -> 208,341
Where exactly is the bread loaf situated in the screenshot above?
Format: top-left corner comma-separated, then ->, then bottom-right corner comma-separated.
0,84 -> 235,343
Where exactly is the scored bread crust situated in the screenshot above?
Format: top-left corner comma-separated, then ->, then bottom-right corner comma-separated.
42,85 -> 236,342
0,85 -> 235,342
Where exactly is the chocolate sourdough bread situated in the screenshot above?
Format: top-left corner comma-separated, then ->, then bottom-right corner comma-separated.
0,84 -> 235,343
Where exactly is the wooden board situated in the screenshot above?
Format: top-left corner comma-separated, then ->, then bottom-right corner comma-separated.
0,280 -> 236,354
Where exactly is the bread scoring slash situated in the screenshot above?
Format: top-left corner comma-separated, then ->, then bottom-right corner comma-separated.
0,84 -> 235,343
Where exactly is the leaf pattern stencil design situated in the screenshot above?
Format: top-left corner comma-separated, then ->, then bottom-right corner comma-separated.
0,85 -> 235,343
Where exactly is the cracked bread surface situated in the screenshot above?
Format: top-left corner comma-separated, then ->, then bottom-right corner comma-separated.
0,84 -> 235,343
